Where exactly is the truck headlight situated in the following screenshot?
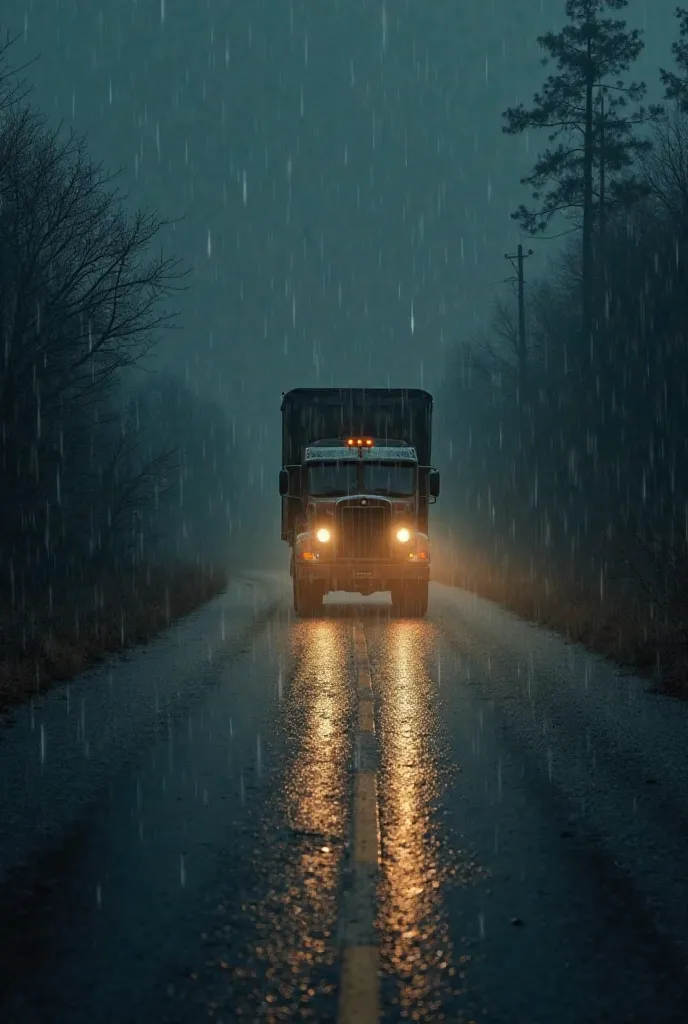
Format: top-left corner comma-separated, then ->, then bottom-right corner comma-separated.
316,527 -> 331,543
396,527 -> 411,543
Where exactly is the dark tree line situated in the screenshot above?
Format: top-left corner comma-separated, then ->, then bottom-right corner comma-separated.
124,372 -> 240,566
0,38 -> 235,600
442,2 -> 688,615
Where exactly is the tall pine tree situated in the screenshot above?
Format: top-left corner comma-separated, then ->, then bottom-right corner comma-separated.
503,0 -> 656,374
660,7 -> 688,109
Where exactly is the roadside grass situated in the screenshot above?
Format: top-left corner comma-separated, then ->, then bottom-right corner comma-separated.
433,551 -> 688,699
0,563 -> 228,713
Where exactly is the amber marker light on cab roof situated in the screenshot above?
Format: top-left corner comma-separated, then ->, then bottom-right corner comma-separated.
346,438 -> 374,446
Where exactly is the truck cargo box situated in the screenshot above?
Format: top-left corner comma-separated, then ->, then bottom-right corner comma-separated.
281,387 -> 433,468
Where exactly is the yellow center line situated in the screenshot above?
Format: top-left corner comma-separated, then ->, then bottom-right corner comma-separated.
358,699 -> 375,733
358,667 -> 373,691
338,946 -> 380,1024
354,771 -> 379,864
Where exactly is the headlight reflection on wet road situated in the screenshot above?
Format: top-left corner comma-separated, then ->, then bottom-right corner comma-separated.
255,619 -> 353,1019
284,619 -> 349,842
373,620 -> 459,1021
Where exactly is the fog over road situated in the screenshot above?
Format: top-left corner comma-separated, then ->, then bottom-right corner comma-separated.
1,575 -> 687,1023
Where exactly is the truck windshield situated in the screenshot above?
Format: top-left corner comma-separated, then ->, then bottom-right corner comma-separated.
308,463 -> 358,496
363,463 -> 415,496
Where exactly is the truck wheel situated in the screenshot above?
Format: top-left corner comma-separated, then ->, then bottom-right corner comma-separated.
391,582 -> 428,618
293,577 -> 324,617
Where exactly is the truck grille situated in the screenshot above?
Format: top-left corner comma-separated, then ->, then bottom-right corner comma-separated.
337,504 -> 390,559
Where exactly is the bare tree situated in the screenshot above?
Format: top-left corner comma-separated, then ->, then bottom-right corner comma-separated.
0,58 -> 186,593
640,104 -> 688,222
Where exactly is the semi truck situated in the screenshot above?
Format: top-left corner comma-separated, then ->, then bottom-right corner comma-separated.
279,387 -> 440,617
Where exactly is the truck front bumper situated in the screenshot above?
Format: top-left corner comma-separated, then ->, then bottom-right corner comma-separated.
294,558 -> 429,592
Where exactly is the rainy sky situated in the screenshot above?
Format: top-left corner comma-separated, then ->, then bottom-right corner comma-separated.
1,0 -> 678,502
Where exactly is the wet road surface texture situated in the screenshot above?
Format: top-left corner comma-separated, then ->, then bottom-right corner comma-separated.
1,573 -> 688,1023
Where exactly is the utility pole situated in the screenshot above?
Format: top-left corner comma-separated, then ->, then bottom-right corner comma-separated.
504,244 -> 534,423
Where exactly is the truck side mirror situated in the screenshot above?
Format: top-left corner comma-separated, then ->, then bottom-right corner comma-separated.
429,470 -> 440,497
279,469 -> 289,496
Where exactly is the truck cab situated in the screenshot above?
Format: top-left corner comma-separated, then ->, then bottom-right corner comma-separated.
279,388 -> 439,617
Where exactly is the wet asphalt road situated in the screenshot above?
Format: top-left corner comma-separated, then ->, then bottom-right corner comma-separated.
1,573 -> 688,1023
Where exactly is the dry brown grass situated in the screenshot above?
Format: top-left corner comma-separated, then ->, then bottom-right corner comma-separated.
0,563 -> 228,713
433,549 -> 688,699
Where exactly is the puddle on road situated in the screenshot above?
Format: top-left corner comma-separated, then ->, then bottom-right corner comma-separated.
254,619 -> 352,1016
370,620 -> 483,1022
169,618 -> 354,1023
